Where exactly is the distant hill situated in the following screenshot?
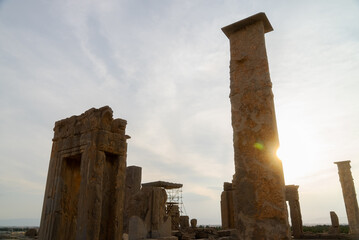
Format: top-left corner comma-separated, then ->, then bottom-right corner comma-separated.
0,218 -> 39,227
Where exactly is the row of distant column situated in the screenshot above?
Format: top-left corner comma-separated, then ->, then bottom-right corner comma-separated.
220,160 -> 359,237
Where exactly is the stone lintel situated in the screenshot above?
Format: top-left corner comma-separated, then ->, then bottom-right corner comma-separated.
142,181 -> 183,189
221,12 -> 273,38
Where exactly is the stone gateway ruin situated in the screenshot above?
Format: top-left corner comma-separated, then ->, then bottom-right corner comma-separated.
39,106 -> 129,240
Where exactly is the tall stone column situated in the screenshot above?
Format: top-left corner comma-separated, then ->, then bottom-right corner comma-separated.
334,160 -> 359,234
222,13 -> 290,239
285,185 -> 303,238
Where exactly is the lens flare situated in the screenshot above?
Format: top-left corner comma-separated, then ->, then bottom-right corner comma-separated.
254,142 -> 264,150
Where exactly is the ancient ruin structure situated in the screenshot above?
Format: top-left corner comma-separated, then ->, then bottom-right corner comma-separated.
220,182 -> 235,229
222,13 -> 290,239
285,185 -> 303,238
334,160 -> 359,234
124,166 -> 142,233
128,185 -> 171,239
328,211 -> 340,234
39,106 -> 129,240
142,181 -> 184,230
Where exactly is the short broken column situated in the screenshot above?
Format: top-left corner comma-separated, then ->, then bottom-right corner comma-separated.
190,218 -> 197,228
179,216 -> 190,230
285,185 -> 303,238
167,204 -> 180,230
222,12 -> 290,239
334,160 -> 359,234
38,106 -> 129,240
328,211 -> 340,234
220,182 -> 235,229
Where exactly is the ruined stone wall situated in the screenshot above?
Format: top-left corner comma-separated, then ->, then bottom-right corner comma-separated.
39,106 -> 129,240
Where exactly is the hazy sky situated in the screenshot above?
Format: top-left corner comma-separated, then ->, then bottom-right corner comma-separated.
1,0 -> 359,226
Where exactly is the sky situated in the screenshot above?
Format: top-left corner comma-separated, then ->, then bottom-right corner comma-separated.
0,0 -> 359,226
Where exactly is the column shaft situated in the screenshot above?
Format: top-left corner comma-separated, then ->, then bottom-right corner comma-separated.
222,13 -> 290,239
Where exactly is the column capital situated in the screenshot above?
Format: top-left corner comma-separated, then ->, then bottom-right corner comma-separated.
222,12 -> 273,38
286,185 -> 299,201
334,160 -> 351,166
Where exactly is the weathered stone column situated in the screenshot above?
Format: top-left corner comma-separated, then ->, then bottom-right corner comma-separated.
285,185 -> 303,238
222,12 -> 290,239
123,166 -> 142,233
221,182 -> 235,229
334,160 -> 359,234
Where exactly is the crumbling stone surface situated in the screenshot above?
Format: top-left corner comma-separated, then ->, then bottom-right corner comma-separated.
39,106 -> 129,240
334,161 -> 359,234
129,216 -> 147,240
222,12 -> 290,239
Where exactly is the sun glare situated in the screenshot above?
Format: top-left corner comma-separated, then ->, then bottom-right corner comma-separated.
276,147 -> 283,160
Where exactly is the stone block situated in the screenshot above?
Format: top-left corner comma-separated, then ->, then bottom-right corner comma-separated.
129,216 -> 147,240
158,216 -> 172,237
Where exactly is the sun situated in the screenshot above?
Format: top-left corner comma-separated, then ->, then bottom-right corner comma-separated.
276,147 -> 284,160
